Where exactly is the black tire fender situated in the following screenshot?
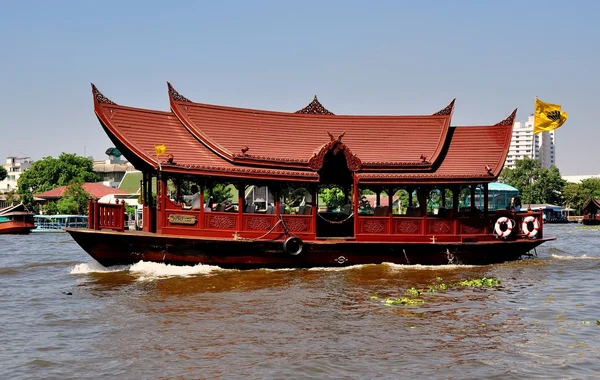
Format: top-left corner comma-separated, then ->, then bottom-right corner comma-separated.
283,236 -> 303,256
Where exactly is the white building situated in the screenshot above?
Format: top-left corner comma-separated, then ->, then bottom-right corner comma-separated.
505,115 -> 556,169
0,156 -> 32,193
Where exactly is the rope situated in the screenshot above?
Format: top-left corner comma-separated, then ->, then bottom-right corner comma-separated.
317,212 -> 354,225
233,214 -> 292,241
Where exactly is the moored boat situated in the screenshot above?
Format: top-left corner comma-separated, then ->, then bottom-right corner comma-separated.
582,199 -> 600,225
0,203 -> 35,235
32,215 -> 88,233
66,83 -> 554,268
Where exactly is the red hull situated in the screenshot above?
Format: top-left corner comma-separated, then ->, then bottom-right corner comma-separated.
0,221 -> 35,235
67,228 -> 553,269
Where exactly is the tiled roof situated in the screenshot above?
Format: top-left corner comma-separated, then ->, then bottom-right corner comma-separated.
91,83 -> 514,183
169,84 -> 452,168
36,183 -> 127,199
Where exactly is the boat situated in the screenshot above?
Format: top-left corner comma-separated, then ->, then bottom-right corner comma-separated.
66,83 -> 555,268
582,199 -> 600,225
32,215 -> 89,233
0,203 -> 35,234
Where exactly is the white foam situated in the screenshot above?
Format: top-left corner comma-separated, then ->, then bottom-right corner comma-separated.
551,254 -> 600,260
129,260 -> 222,280
308,264 -> 369,272
70,262 -> 131,274
383,262 -> 475,270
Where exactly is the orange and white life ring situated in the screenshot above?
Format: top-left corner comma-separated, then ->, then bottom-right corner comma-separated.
494,217 -> 514,238
521,216 -> 539,238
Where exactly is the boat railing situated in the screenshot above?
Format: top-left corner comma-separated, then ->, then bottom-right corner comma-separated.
162,206 -> 315,238
88,198 -> 125,232
356,210 -> 544,240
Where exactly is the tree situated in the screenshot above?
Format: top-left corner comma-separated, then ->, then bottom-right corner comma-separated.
319,187 -> 346,210
57,197 -> 80,215
17,153 -> 98,210
60,182 -> 91,215
0,166 -> 7,182
43,201 -> 59,215
498,158 -> 565,205
5,190 -> 17,206
17,153 -> 98,194
563,178 -> 600,213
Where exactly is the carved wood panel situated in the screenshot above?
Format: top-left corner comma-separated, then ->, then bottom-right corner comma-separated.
361,219 -> 388,234
428,220 -> 452,234
394,219 -> 421,234
206,214 -> 237,229
282,217 -> 310,232
245,216 -> 277,231
460,224 -> 485,235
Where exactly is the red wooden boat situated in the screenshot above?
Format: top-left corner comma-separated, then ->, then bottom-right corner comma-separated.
0,203 -> 35,234
66,84 -> 554,268
582,199 -> 600,225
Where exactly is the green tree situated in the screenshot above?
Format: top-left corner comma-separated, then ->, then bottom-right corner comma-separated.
498,158 -> 565,205
43,201 -> 59,215
319,187 -> 345,210
206,184 -> 234,204
57,197 -> 80,215
564,178 -> 600,213
60,182 -> 92,215
17,153 -> 98,210
0,166 -> 7,182
5,190 -> 17,206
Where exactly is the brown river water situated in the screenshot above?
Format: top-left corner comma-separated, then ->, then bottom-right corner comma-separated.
1,224 -> 600,379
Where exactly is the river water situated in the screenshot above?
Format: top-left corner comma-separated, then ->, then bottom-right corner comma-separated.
1,224 -> 599,379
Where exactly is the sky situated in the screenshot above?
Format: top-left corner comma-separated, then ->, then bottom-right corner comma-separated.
0,0 -> 598,175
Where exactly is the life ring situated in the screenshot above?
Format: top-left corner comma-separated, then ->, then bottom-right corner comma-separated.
283,236 -> 303,256
521,216 -> 539,238
494,217 -> 514,238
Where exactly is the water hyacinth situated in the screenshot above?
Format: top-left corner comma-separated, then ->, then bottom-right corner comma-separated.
372,277 -> 501,307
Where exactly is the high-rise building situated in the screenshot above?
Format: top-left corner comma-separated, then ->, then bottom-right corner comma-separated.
0,156 -> 32,193
504,115 -> 555,169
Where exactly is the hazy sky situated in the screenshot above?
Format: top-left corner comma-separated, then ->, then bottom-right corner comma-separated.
0,0 -> 598,175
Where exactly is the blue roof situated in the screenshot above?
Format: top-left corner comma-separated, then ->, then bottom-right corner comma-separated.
487,182 -> 518,192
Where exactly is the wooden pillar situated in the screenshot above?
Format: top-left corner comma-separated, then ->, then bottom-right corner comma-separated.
376,190 -> 381,207
470,185 -> 476,210
311,183 -> 318,234
452,186 -> 459,214
199,181 -> 205,230
387,188 -> 393,214
441,186 -> 446,208
353,176 -> 359,236
483,183 -> 489,216
275,187 -> 281,217
408,188 -> 413,207
237,181 -> 244,232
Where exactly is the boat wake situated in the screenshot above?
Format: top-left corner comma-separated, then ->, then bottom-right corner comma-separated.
70,260 -> 223,279
70,262 -> 131,274
383,262 -> 475,270
551,254 -> 600,260
129,261 -> 222,280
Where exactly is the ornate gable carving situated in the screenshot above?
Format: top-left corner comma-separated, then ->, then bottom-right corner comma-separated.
296,96 -> 334,115
433,99 -> 455,116
308,131 -> 362,171
495,109 -> 518,126
91,84 -> 116,105
167,82 -> 191,103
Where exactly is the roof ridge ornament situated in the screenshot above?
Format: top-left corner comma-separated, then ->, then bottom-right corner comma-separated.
91,83 -> 116,105
167,82 -> 191,103
495,109 -> 518,126
309,131 -> 362,171
433,99 -> 456,116
295,95 -> 335,115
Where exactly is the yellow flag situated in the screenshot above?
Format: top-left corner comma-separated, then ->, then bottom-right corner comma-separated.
534,98 -> 568,134
154,144 -> 167,156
